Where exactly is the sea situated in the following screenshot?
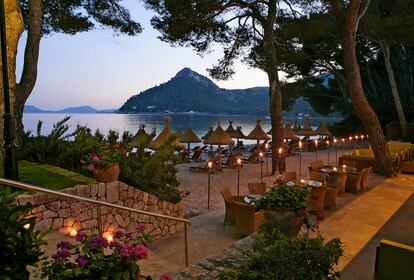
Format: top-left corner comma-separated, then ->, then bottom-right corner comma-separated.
22,113 -> 342,144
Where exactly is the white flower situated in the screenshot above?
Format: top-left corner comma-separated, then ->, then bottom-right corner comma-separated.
287,181 -> 295,187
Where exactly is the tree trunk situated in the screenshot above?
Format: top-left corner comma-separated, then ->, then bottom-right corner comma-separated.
263,1 -> 285,175
0,0 -> 24,162
340,0 -> 395,176
14,0 -> 42,142
381,41 -> 407,136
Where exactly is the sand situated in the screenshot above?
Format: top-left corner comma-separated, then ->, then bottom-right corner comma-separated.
177,147 -> 357,217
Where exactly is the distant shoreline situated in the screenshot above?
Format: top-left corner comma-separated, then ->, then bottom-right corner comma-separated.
24,111 -> 343,120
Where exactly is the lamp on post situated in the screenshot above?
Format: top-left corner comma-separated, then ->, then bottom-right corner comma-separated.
258,152 -> 264,183
0,0 -> 19,180
236,157 -> 242,195
264,142 -> 269,175
314,139 -> 318,160
349,136 -> 353,150
207,160 -> 213,209
341,138 -> 345,154
298,141 -> 302,177
333,138 -> 338,165
326,140 -> 330,165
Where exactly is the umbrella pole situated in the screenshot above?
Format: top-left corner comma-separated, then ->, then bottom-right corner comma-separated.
187,143 -> 191,163
218,145 -> 221,168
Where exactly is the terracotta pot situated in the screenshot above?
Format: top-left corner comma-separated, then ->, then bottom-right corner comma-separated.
93,164 -> 120,182
262,208 -> 303,237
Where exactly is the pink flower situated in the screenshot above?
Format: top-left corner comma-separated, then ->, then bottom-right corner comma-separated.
160,273 -> 174,280
134,244 -> 148,260
80,160 -> 86,164
136,223 -> 147,232
87,164 -> 95,172
92,155 -> 100,162
297,208 -> 307,219
317,212 -> 325,222
122,149 -> 127,156
114,143 -> 121,149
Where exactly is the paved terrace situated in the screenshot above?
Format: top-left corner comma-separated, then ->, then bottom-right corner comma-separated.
37,150 -> 414,279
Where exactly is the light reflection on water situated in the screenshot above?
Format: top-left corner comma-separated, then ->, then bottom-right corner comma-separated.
23,113 -> 341,144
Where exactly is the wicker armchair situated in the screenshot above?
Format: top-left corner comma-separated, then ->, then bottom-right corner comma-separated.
309,171 -> 327,183
282,171 -> 297,182
220,187 -> 245,227
233,201 -> 264,236
345,169 -> 364,193
324,173 -> 346,210
330,171 -> 347,194
309,186 -> 327,213
248,182 -> 267,194
361,167 -> 372,190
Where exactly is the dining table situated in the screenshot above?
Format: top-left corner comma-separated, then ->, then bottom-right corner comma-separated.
299,179 -> 323,187
319,166 -> 358,174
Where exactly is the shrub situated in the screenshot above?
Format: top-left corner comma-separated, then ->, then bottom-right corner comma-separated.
81,142 -> 127,172
220,228 -> 343,280
0,188 -> 46,280
119,139 -> 182,204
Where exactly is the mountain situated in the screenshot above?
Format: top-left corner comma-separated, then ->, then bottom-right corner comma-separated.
24,105 -> 45,113
23,105 -> 108,113
119,68 -> 340,117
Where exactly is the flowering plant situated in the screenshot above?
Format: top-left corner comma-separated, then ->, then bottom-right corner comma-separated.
255,183 -> 318,230
81,142 -> 127,172
40,228 -> 151,280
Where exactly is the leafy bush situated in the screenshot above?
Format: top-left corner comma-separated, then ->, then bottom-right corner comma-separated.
81,142 -> 127,172
19,117 -> 182,203
220,228 -> 343,280
0,188 -> 45,279
119,139 -> 182,204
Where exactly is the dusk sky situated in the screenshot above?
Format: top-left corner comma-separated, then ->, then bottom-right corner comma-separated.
16,0 -> 268,110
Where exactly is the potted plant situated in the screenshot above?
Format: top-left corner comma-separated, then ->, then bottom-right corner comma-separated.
255,183 -> 312,237
82,142 -> 127,182
40,228 -> 150,280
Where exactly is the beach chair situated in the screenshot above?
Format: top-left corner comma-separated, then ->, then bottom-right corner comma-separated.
374,239 -> 414,280
233,201 -> 264,236
248,182 -> 267,195
309,171 -> 327,183
345,168 -> 364,193
329,171 -> 347,194
309,186 -> 326,213
325,172 -> 346,210
191,149 -> 202,162
220,187 -> 245,227
361,167 -> 372,190
282,171 -> 297,182
223,153 -> 237,168
243,152 -> 258,164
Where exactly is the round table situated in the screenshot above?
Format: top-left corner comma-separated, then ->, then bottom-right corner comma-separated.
300,179 -> 323,187
244,194 -> 262,204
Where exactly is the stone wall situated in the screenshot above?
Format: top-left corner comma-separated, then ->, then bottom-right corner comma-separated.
16,181 -> 184,241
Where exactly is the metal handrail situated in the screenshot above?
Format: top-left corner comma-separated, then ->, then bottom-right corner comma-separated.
0,178 -> 191,267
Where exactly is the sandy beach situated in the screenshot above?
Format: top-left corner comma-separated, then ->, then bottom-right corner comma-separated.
178,147 -> 358,217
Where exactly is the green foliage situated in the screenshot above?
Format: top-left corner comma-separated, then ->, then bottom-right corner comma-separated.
220,228 -> 343,280
0,187 -> 46,280
40,230 -> 150,280
255,184 -> 311,211
119,140 -> 182,204
19,117 -> 182,203
18,0 -> 142,36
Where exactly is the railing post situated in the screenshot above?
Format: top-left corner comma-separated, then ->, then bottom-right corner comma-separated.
97,205 -> 103,237
184,222 -> 189,267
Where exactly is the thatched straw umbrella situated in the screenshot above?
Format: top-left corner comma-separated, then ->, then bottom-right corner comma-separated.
179,126 -> 201,162
130,124 -> 151,148
204,122 -> 234,166
201,127 -> 214,140
314,123 -> 333,136
236,126 -> 245,139
226,121 -> 245,149
149,116 -> 182,150
246,119 -> 270,150
297,117 -> 315,137
292,121 -> 301,132
267,124 -> 297,139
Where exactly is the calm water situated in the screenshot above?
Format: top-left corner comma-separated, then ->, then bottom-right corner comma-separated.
23,113 -> 341,143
